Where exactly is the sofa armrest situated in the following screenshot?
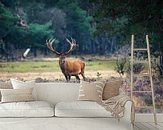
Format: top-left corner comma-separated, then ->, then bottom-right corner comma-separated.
124,101 -> 132,120
122,100 -> 134,124
118,100 -> 134,129
119,88 -> 134,123
119,88 -> 135,124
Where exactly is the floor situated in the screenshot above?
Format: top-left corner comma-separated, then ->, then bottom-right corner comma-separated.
0,116 -> 162,130
0,117 -> 135,130
134,113 -> 163,130
134,122 -> 163,130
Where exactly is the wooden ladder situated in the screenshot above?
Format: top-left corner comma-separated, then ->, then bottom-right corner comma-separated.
130,35 -> 157,124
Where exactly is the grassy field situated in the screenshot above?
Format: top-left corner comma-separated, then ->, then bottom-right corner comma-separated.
0,60 -> 116,72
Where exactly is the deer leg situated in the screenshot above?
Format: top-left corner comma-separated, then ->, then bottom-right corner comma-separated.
64,74 -> 69,82
65,74 -> 71,82
81,66 -> 86,81
81,73 -> 86,81
68,75 -> 71,81
75,75 -> 80,81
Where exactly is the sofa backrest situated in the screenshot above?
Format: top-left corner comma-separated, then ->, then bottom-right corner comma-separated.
35,82 -> 80,105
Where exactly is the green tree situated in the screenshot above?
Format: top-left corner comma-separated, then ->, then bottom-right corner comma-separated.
89,0 -> 163,53
0,2 -> 17,38
56,0 -> 94,54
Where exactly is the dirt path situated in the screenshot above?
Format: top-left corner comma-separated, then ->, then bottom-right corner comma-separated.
0,70 -> 120,81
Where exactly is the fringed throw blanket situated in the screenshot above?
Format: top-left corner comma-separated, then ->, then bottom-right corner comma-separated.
98,94 -> 135,124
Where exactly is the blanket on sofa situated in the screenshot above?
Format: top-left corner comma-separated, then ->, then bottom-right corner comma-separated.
99,94 -> 135,124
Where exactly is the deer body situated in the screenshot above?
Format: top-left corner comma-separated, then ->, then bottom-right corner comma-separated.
59,58 -> 85,81
47,38 -> 86,81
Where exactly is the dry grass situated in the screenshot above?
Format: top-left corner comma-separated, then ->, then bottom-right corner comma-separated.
0,59 -> 119,81
0,70 -> 120,81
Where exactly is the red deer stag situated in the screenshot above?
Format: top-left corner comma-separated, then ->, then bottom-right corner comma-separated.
46,38 -> 86,82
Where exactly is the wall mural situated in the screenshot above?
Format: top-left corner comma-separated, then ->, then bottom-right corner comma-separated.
0,0 -> 163,114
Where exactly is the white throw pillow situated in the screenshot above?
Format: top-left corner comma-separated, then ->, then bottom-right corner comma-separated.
10,79 -> 37,100
1,88 -> 34,103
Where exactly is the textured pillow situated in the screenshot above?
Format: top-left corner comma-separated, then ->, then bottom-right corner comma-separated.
10,79 -> 37,100
0,81 -> 13,101
0,81 -> 13,89
102,79 -> 122,100
1,88 -> 34,103
78,81 -> 105,102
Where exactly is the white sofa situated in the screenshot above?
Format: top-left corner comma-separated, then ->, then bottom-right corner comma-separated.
0,82 -> 133,130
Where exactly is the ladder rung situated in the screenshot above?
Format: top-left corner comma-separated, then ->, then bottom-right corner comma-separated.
133,48 -> 148,51
135,106 -> 153,109
132,91 -> 152,93
133,60 -> 148,64
134,73 -> 149,77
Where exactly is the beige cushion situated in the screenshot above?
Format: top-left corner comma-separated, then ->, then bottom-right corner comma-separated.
78,81 -> 105,102
0,81 -> 13,101
102,80 -> 122,100
10,79 -> 37,100
1,88 -> 34,103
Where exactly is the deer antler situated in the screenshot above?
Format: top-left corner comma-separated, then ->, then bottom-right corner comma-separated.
46,38 -> 61,55
65,37 -> 77,55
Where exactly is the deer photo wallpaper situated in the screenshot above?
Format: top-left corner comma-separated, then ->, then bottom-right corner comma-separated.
0,0 -> 163,113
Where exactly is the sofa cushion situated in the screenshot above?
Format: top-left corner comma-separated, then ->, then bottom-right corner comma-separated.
78,81 -> 105,102
102,80 -> 122,100
0,101 -> 54,117
1,88 -> 34,103
55,101 -> 112,117
10,79 -> 37,100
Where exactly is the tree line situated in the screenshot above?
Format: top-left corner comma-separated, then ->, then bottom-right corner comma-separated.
0,0 -> 162,60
